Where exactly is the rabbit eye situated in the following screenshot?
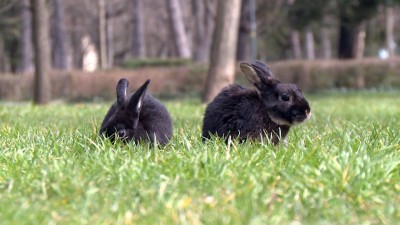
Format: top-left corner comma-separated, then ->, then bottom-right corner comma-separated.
281,94 -> 290,101
117,129 -> 127,138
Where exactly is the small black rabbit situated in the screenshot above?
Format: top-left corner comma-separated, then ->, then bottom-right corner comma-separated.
202,61 -> 311,145
100,78 -> 173,145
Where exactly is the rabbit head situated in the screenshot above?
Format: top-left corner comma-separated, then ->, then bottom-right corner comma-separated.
240,61 -> 311,126
101,78 -> 150,142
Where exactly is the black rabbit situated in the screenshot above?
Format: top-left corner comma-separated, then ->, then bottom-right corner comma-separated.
100,78 -> 173,145
202,61 -> 311,145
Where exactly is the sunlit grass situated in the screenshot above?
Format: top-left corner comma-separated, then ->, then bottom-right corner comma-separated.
0,92 -> 399,224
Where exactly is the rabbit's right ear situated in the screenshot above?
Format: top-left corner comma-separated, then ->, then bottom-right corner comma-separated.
240,61 -> 276,87
116,78 -> 129,106
128,79 -> 150,116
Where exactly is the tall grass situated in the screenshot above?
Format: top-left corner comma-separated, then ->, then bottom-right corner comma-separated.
0,92 -> 399,224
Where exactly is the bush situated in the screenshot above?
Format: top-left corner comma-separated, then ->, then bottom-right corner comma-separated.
270,58 -> 400,91
122,58 -> 192,69
1,58 -> 400,101
0,66 -> 207,102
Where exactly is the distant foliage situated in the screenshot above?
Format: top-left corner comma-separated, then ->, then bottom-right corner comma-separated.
122,58 -> 192,68
271,58 -> 400,91
1,59 -> 400,101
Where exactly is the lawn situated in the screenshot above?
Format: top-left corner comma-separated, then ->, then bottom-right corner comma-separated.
0,91 -> 399,224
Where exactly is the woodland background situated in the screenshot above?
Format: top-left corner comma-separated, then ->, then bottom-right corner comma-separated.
0,0 -> 400,102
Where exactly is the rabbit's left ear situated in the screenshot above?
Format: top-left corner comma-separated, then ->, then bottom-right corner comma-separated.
128,79 -> 150,116
116,78 -> 129,106
240,62 -> 260,84
240,61 -> 276,87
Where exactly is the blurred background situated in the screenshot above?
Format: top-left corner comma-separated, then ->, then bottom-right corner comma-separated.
0,0 -> 399,103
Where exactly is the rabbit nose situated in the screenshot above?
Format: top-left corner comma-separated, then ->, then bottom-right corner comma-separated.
305,110 -> 311,117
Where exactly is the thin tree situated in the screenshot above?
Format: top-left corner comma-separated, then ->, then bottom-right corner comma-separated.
290,30 -> 302,59
132,0 -> 145,59
236,0 -> 251,61
304,27 -> 315,60
0,35 -> 10,72
386,5 -> 395,57
52,0 -> 68,69
337,0 -> 380,59
166,0 -> 191,59
202,0 -> 242,103
320,15 -> 333,59
98,0 -> 107,69
19,0 -> 34,73
107,3 -> 114,67
32,0 -> 51,104
192,0 -> 214,62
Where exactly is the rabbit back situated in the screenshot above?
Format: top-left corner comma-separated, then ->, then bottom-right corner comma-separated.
100,83 -> 173,145
136,94 -> 173,144
202,84 -> 290,144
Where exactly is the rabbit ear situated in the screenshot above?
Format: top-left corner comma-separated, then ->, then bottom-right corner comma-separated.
128,79 -> 150,116
240,62 -> 261,84
116,78 -> 129,106
240,61 -> 276,87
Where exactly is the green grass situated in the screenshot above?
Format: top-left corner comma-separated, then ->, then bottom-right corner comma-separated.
1,92 -> 400,224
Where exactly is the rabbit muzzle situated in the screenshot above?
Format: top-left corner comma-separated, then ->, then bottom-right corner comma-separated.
291,107 -> 311,125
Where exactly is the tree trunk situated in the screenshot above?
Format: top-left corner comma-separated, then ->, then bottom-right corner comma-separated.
132,0 -> 145,59
236,0 -> 250,61
98,0 -> 107,69
338,22 -> 354,58
32,0 -> 51,104
70,16 -> 82,69
305,27 -> 315,60
107,3 -> 114,68
354,23 -> 366,60
355,23 -> 366,89
248,0 -> 257,60
52,0 -> 68,69
202,0 -> 242,103
166,0 -> 191,59
19,0 -> 34,73
192,0 -> 214,62
0,36 -> 11,73
386,6 -> 395,57
291,30 -> 302,59
338,19 -> 366,85
321,28 -> 332,59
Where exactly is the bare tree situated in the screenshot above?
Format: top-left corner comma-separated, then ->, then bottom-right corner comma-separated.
0,36 -> 11,72
32,0 -> 51,104
321,28 -> 332,59
305,27 -> 315,60
19,0 -> 34,73
355,23 -> 366,88
236,0 -> 250,61
63,0 -> 98,69
320,4 -> 334,60
192,0 -> 214,62
354,23 -> 366,59
107,3 -> 114,67
98,0 -> 107,69
202,0 -> 242,103
337,1 -> 379,59
291,30 -> 302,59
132,0 -> 145,59
386,6 -> 396,57
166,0 -> 191,58
52,0 -> 69,69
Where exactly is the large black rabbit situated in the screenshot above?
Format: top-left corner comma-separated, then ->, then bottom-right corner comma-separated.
202,61 -> 311,145
100,78 -> 173,145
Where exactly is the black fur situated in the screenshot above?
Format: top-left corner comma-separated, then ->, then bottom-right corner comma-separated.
100,78 -> 173,145
202,61 -> 311,145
